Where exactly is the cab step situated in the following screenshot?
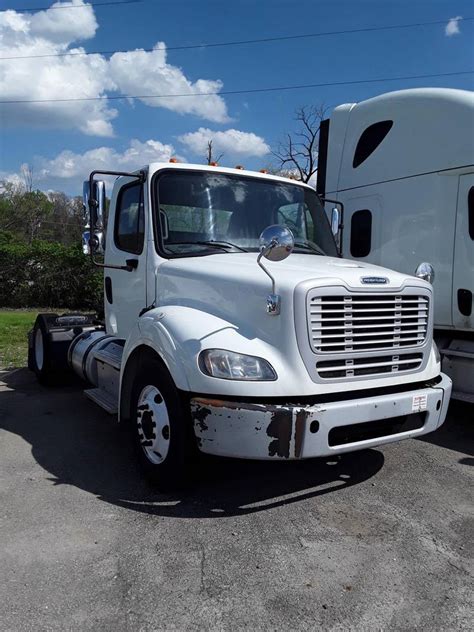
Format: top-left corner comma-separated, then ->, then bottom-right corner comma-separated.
84,387 -> 118,414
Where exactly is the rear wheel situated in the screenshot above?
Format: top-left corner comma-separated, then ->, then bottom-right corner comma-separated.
30,313 -> 64,385
129,358 -> 194,489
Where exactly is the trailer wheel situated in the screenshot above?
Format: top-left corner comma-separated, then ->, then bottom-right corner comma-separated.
129,358 -> 194,490
30,314 -> 64,386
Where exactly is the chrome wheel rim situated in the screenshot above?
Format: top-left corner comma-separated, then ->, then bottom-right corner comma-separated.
35,328 -> 44,371
136,385 -> 170,465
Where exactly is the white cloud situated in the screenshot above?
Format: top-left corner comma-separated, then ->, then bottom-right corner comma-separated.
109,45 -> 229,123
445,16 -> 463,36
30,0 -> 98,45
178,128 -> 270,158
37,138 -> 179,183
0,2 -> 117,137
0,138 -> 180,192
0,2 -> 229,136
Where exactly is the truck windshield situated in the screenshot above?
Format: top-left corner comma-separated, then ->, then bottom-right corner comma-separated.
154,170 -> 338,257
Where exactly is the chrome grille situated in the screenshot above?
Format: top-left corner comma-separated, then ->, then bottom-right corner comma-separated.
309,294 -> 429,354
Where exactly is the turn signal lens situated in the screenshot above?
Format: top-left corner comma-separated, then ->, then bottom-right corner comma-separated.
199,349 -> 277,381
415,262 -> 435,284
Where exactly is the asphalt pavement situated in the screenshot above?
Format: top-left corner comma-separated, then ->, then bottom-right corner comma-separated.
0,368 -> 473,631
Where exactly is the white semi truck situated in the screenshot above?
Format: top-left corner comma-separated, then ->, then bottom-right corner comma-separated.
28,162 -> 451,488
317,88 -> 474,402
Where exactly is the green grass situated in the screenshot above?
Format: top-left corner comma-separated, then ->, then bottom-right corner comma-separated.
0,310 -> 38,370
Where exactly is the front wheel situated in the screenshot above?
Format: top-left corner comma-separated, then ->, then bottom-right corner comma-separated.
129,359 -> 195,490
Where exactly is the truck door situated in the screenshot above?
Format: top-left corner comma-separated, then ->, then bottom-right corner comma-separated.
452,174 -> 474,329
105,178 -> 148,338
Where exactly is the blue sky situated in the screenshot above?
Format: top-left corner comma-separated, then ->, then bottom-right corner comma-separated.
0,0 -> 473,194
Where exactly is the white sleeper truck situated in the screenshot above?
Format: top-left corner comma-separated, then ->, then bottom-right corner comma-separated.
29,162 -> 452,487
317,87 -> 474,402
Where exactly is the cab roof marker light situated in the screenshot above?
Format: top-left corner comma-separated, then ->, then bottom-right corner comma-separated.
235,165 -> 244,170
169,157 -> 178,163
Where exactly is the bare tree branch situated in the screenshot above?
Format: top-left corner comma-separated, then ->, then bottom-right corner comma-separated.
272,104 -> 328,183
206,140 -> 224,165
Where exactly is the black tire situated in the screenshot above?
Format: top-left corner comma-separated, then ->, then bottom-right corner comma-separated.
30,313 -> 68,386
129,358 -> 195,490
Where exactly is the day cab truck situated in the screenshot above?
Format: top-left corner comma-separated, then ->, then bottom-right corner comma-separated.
28,162 -> 452,488
317,87 -> 474,402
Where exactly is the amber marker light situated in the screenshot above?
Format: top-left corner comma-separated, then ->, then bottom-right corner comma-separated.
169,157 -> 178,163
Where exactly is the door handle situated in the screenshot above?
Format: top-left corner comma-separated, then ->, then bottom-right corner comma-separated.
125,258 -> 139,271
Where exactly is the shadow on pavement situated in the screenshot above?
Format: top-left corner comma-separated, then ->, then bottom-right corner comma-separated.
1,368 -> 384,518
417,399 -> 473,465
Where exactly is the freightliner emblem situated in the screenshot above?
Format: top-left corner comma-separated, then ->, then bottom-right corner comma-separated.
361,276 -> 389,284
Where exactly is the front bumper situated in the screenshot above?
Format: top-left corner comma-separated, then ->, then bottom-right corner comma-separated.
191,373 -> 452,459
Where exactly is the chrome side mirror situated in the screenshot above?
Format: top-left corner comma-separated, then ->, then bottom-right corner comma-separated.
415,262 -> 435,284
257,225 -> 294,315
83,180 -> 106,254
331,207 -> 339,237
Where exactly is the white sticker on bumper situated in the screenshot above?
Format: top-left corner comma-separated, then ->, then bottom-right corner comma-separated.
412,394 -> 428,412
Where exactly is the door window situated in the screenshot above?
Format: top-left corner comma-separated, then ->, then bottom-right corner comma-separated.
350,209 -> 372,257
114,182 -> 144,254
353,121 -> 393,168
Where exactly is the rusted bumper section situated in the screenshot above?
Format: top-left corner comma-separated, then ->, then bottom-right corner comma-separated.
190,373 -> 452,460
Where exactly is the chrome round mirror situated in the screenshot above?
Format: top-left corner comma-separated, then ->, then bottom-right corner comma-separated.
259,224 -> 294,262
415,262 -> 435,284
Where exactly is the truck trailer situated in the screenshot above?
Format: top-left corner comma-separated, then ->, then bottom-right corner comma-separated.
28,162 -> 452,487
317,88 -> 474,403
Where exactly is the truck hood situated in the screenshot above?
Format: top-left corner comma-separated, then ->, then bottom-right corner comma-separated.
158,252 -> 414,296
151,252 -> 433,397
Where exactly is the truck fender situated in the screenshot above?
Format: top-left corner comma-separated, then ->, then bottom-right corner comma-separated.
118,313 -> 191,423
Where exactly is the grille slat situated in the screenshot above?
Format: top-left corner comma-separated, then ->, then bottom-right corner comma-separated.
306,290 -> 430,380
316,353 -> 424,379
313,329 -> 426,339
310,307 -> 428,314
312,336 -> 425,347
310,314 -> 428,322
314,299 -> 427,306
317,356 -> 423,372
310,322 -> 425,331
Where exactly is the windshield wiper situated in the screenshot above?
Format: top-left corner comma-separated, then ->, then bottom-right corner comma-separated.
293,241 -> 326,255
166,240 -> 248,253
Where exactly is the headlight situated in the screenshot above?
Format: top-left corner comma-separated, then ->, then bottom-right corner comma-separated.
199,349 -> 277,381
433,341 -> 441,364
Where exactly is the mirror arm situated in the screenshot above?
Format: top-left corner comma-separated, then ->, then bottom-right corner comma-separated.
257,247 -> 277,295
